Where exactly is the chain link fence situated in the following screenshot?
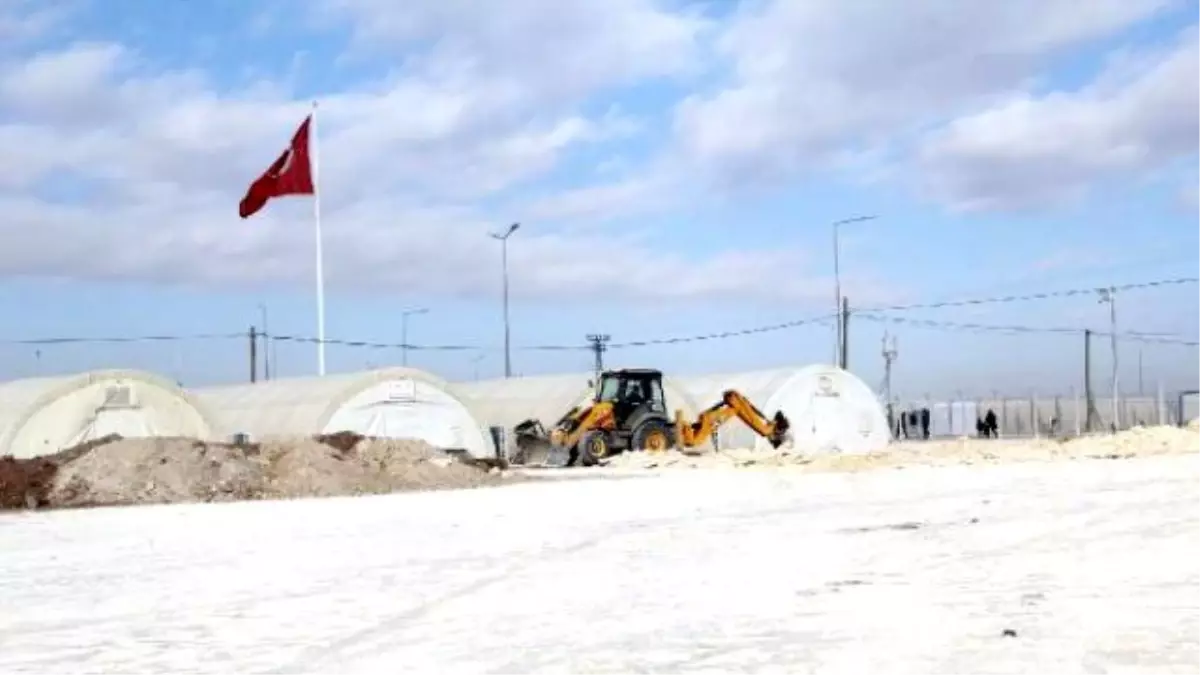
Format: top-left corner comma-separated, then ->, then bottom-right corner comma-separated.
889,391 -> 1197,440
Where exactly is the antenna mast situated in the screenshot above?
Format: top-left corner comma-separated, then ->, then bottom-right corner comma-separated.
882,331 -> 898,434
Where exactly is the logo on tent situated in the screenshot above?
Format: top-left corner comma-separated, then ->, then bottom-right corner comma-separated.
816,374 -> 840,398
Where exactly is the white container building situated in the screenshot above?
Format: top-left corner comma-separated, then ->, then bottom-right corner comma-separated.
0,369 -> 216,459
676,365 -> 890,454
193,367 -> 494,459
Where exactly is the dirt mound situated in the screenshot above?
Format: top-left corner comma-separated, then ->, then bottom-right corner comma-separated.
0,435 -> 123,509
254,437 -> 496,500
603,425 -> 1199,473
0,455 -> 58,509
52,437 -> 266,508
2,434 -> 513,511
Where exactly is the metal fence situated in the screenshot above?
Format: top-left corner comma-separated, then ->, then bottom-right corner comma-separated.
889,392 -> 1198,440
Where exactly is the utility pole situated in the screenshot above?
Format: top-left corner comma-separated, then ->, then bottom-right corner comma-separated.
489,222 -> 520,378
882,331 -> 898,436
258,303 -> 270,381
471,352 -> 485,381
587,334 -> 611,380
400,307 -> 429,367
1097,287 -> 1120,430
249,325 -> 258,384
832,215 -> 878,364
839,296 -> 850,370
1138,348 -> 1144,397
1084,328 -> 1098,432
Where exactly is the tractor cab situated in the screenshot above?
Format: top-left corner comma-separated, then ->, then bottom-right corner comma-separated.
593,368 -> 669,428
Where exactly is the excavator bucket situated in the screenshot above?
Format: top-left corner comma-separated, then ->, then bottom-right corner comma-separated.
767,411 -> 792,449
511,419 -> 572,467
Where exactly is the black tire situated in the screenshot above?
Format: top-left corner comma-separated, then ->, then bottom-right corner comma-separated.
577,430 -> 610,467
630,419 -> 673,452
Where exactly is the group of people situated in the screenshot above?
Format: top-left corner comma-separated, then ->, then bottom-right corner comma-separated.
892,407 -> 931,440
975,409 -> 999,438
891,406 -> 1001,439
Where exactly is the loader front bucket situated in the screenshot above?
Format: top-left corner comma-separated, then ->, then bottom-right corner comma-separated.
511,419 -> 573,467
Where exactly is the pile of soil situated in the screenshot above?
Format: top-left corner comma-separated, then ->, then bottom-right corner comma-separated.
1,433 -> 513,511
0,435 -> 123,509
603,424 -> 1199,472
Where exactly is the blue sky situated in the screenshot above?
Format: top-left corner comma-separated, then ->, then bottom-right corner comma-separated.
0,0 -> 1196,398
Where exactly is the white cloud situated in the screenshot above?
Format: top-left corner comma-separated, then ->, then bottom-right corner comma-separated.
916,32 -> 1199,211
319,0 -> 711,99
0,1 -> 844,305
0,0 -> 75,45
671,0 -> 1184,189
0,0 -> 1193,307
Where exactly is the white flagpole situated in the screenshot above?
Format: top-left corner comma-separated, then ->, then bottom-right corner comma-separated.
311,100 -> 327,376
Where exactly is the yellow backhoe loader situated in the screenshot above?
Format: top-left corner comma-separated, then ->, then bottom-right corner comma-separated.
512,368 -> 790,467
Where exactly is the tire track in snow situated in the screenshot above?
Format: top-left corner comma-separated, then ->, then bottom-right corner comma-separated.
267,518 -> 668,674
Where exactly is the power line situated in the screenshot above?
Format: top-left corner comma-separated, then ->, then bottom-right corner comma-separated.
2,277 -> 1193,352
608,276 -> 1197,349
268,334 -> 587,352
859,309 -> 1200,341
0,332 -> 243,346
861,276 -> 1198,313
858,314 -> 1078,335
608,314 -> 837,349
268,334 -> 478,351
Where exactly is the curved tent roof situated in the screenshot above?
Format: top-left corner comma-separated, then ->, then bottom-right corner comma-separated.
0,369 -> 216,459
192,367 -> 493,458
676,365 -> 890,454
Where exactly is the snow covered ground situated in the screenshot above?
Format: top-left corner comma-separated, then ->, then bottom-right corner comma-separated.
1,455 -> 1197,674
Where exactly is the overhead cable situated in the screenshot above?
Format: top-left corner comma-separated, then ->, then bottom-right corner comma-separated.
856,313 -> 1199,346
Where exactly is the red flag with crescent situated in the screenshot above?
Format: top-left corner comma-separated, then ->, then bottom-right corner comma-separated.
238,115 -> 315,218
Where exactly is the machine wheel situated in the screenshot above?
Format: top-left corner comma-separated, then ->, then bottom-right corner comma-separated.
577,430 -> 610,467
631,419 -> 673,453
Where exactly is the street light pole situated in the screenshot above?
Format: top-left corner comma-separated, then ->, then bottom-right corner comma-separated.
258,303 -> 270,381
400,307 -> 429,367
832,215 -> 877,367
489,222 -> 520,378
1098,287 -> 1120,430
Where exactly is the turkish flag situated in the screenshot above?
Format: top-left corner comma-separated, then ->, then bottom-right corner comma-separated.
238,115 -> 315,219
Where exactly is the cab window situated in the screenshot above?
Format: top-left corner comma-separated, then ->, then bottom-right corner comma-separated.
648,378 -> 665,407
597,376 -> 621,402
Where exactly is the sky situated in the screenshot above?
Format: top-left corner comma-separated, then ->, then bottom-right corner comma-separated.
0,0 -> 1196,398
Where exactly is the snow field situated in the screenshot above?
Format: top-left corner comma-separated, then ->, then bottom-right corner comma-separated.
0,454 -> 1196,674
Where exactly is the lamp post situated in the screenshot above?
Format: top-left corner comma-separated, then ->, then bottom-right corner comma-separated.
832,215 -> 877,367
489,222 -> 520,378
400,307 -> 429,367
1097,287 -> 1119,430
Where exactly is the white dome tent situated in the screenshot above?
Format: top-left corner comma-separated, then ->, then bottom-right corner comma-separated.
457,371 -> 702,454
0,369 -> 216,459
193,367 -> 493,459
676,365 -> 890,454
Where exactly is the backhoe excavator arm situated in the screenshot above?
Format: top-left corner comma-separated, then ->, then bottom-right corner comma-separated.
674,390 -> 791,449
